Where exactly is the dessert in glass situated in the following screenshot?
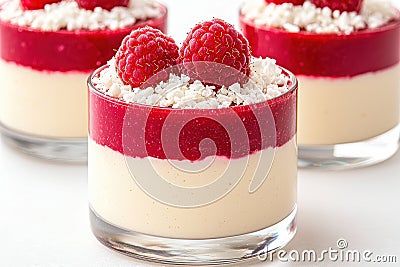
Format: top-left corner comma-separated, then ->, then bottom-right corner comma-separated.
240,0 -> 400,169
0,0 -> 167,162
89,20 -> 298,264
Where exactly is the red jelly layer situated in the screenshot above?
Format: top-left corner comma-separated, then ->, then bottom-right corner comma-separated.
240,15 -> 400,77
89,68 -> 298,161
0,4 -> 167,72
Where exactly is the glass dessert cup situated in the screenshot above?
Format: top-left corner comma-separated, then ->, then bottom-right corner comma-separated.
88,65 -> 298,265
240,14 -> 400,170
0,2 -> 167,162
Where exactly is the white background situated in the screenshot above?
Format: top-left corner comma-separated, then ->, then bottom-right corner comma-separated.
1,0 -> 400,266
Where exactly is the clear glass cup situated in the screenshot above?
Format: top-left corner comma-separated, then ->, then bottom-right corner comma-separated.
88,64 -> 298,265
240,10 -> 400,170
0,2 -> 167,162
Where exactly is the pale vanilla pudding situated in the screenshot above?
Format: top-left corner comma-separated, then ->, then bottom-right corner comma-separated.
89,138 -> 297,238
298,65 -> 399,145
0,61 -> 89,137
0,0 -> 166,160
240,0 -> 400,167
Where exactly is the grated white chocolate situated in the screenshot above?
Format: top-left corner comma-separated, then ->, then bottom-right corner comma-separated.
0,0 -> 161,31
241,0 -> 399,34
92,58 -> 291,109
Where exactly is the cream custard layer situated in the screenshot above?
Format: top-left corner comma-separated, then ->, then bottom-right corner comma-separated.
297,64 -> 400,146
0,59 -> 88,138
89,137 -> 297,239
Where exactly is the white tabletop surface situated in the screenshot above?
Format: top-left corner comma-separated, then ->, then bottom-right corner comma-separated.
1,0 -> 400,266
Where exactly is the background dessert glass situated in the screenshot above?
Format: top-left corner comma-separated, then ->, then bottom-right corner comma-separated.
0,1 -> 167,162
88,64 -> 298,265
240,7 -> 400,170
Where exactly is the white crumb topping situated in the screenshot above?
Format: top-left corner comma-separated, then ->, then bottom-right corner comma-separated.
92,58 -> 291,109
241,0 -> 399,34
0,0 -> 161,31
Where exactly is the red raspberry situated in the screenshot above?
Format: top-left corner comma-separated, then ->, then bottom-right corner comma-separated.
115,26 -> 179,88
265,0 -> 305,5
20,0 -> 60,10
179,18 -> 251,87
76,0 -> 129,11
311,0 -> 362,12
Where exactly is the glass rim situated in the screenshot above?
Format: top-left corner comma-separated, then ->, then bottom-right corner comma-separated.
0,1 -> 168,35
87,62 -> 298,113
239,10 -> 400,38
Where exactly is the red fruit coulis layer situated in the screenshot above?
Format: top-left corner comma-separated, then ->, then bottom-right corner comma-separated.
240,15 -> 400,77
89,67 -> 297,161
0,4 -> 167,72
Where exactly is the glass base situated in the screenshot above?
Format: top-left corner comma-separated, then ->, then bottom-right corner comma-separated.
0,123 -> 87,163
90,206 -> 297,265
298,125 -> 400,170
